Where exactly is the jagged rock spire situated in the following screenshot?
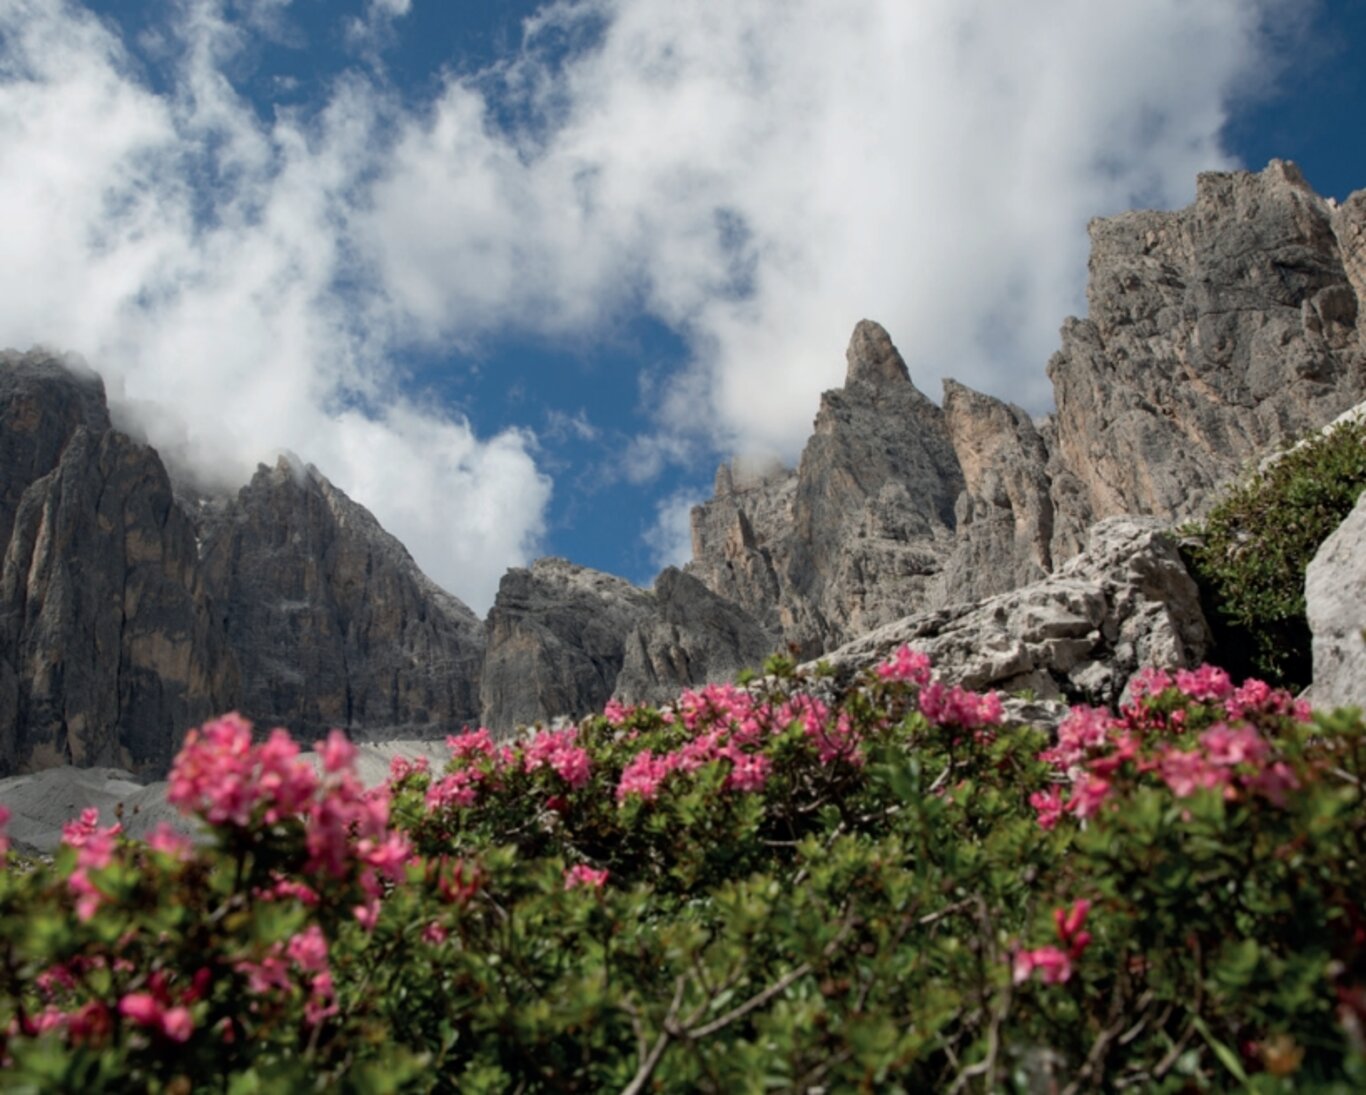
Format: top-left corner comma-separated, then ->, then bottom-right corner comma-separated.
844,319 -> 911,387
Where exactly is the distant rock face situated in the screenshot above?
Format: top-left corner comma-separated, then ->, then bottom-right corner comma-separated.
480,559 -> 655,733
198,459 -> 485,742
1305,492 -> 1366,709
1048,161 -> 1365,535
615,567 -> 773,706
818,518 -> 1210,707
0,355 -> 237,775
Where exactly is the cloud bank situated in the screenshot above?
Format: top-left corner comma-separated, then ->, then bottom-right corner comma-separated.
0,0 -> 1300,602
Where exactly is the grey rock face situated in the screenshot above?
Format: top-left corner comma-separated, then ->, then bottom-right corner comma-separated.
1048,161 -> 1365,535
480,559 -> 654,733
615,567 -> 774,705
1305,491 -> 1366,709
689,321 -> 968,659
0,401 -> 237,776
687,462 -> 795,634
785,320 -> 965,653
817,518 -> 1210,706
940,380 -> 1054,605
198,458 -> 485,742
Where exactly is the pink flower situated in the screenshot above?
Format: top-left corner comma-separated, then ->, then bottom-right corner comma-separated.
1159,748 -> 1230,798
616,750 -> 675,803
603,698 -> 634,727
0,804 -> 10,857
353,899 -> 380,932
1250,761 -> 1300,807
388,754 -> 431,782
118,993 -> 192,1042
317,729 -> 357,774
1066,774 -> 1112,820
1200,724 -> 1268,768
1041,706 -> 1116,770
1013,946 -> 1073,985
919,682 -> 1004,730
564,864 -> 610,890
425,769 -> 482,811
725,752 -> 772,793
1029,785 -> 1065,830
1175,665 -> 1234,703
423,921 -> 449,945
877,645 -> 933,686
146,823 -> 193,861
1127,667 -> 1174,700
446,727 -> 495,761
286,925 -> 329,974
525,728 -> 594,789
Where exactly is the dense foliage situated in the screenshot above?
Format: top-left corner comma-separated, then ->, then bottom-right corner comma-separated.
1,651 -> 1363,1092
1182,417 -> 1366,688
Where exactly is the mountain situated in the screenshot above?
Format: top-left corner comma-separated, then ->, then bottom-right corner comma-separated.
1,161 -> 1363,777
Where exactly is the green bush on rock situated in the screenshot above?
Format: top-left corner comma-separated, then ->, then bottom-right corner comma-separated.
1182,416 -> 1366,688
0,653 -> 1363,1092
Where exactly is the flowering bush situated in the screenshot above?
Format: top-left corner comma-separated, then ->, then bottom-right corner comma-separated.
0,652 -> 1362,1091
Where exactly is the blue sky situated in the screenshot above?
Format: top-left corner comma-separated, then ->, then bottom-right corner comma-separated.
2,0 -> 1364,612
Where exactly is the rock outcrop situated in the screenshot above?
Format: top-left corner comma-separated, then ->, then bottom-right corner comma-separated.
1048,161 -> 1364,537
1305,492 -> 1366,709
614,567 -> 772,706
0,354 -> 237,775
480,559 -> 655,733
818,518 -> 1210,707
198,458 -> 486,742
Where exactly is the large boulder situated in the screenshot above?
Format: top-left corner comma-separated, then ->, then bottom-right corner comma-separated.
817,518 -> 1210,707
1305,491 -> 1366,709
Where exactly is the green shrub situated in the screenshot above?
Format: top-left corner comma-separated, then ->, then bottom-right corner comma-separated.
1,654 -> 1364,1091
1182,416 -> 1366,688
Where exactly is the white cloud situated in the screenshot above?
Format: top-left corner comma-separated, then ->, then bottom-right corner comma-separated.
0,0 -> 1303,604
0,0 -> 548,612
361,0 -> 1297,461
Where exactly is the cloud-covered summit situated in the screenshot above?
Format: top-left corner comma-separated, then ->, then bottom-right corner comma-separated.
0,0 -> 1306,607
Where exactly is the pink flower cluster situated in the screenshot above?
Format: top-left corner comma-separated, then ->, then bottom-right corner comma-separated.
877,645 -> 932,686
524,727 -> 593,789
61,808 -> 123,921
0,803 -> 9,857
564,864 -> 609,890
236,924 -> 337,1027
1013,899 -> 1093,986
168,718 -> 413,929
918,681 -> 1004,732
168,714 -> 318,827
1031,667 -> 1309,829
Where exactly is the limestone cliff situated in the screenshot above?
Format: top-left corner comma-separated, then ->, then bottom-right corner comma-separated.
0,353 -> 237,775
198,458 -> 486,742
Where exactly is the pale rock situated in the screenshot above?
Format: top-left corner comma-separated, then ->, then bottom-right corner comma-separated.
815,518 -> 1210,706
1305,491 -> 1366,709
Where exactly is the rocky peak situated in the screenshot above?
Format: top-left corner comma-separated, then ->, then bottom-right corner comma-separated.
844,318 -> 912,388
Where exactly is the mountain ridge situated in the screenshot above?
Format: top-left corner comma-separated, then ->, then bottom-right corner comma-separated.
2,159 -> 1364,777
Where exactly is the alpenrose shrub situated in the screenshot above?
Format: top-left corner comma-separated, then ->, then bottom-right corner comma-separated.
1,655 -> 1363,1092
